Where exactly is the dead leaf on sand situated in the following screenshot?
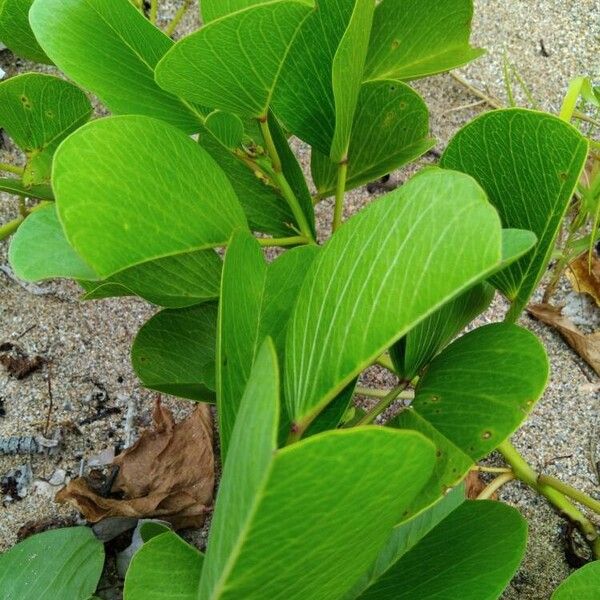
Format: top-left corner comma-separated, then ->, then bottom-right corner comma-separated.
56,400 -> 214,529
529,303 -> 600,376
0,343 -> 45,379
465,470 -> 495,500
567,252 -> 600,307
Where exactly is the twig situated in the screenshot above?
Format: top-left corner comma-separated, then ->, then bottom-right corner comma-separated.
43,366 -> 54,437
450,72 -> 503,109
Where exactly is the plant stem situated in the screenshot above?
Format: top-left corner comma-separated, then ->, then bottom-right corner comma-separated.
354,386 -> 414,400
477,472 -> 515,500
0,216 -> 24,240
538,474 -> 600,515
498,440 -> 600,557
258,117 -> 315,243
165,0 -> 191,36
450,72 -> 503,109
150,0 -> 158,23
356,381 -> 410,426
0,162 -> 24,176
471,465 -> 513,474
257,236 -> 309,248
333,161 -> 348,233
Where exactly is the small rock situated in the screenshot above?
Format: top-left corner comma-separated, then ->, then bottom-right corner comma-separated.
48,468 -> 66,486
88,447 -> 115,468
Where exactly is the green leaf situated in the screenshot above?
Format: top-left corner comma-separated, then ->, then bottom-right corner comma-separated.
205,111 -> 245,149
390,283 -> 494,381
393,322 -> 548,515
285,168 -> 503,429
0,178 -> 53,200
441,108 -> 589,320
124,531 -> 203,600
312,79 -> 434,197
29,0 -> 204,133
0,0 -> 50,63
201,0 -> 313,22
348,483 -> 465,598
52,115 -> 247,278
201,338 -> 437,600
273,0 -> 371,156
9,204 -> 97,281
156,2 -> 312,119
132,302 -> 218,401
197,124 -> 300,237
329,0 -> 375,162
0,73 -> 92,185
355,500 -> 527,599
0,527 -> 104,600
80,250 -> 222,308
552,561 -> 600,599
217,230 -> 318,456
364,0 -> 484,82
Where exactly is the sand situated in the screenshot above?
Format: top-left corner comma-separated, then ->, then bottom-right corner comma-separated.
1,1 -> 599,598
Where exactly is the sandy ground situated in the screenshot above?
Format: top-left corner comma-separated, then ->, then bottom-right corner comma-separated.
0,1 -> 599,599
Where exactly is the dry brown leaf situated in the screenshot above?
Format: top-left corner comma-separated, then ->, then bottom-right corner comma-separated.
465,470 -> 493,499
56,400 -> 214,529
567,252 -> 600,306
529,303 -> 600,376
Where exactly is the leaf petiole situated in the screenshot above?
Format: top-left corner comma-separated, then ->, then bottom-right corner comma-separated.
257,235 -> 309,248
258,116 -> 315,243
165,0 -> 191,37
355,381 -> 410,426
0,162 -> 24,176
332,160 -> 348,232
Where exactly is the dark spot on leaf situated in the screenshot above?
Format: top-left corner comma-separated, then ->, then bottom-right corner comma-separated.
45,110 -> 54,118
436,449 -> 442,458
559,172 -> 568,180
399,102 -> 407,109
20,95 -> 32,109
391,39 -> 400,50
482,430 -> 492,440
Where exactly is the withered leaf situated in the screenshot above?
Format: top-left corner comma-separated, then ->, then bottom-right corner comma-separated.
567,251 -> 600,307
465,470 -> 495,500
0,343 -> 45,379
529,303 -> 600,376
56,400 -> 214,529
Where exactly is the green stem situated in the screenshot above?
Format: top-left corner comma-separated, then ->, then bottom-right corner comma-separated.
502,54 -> 516,107
0,162 -> 24,176
498,441 -> 600,557
477,472 -> 515,500
258,117 -> 315,243
356,381 -> 410,426
150,0 -> 158,23
165,0 -> 191,37
538,474 -> 600,515
354,386 -> 414,400
0,216 -> 24,240
258,235 -> 309,248
333,161 -> 348,233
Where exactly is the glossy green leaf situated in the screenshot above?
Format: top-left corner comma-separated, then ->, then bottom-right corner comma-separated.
124,531 -> 203,600
364,0 -> 484,82
80,250 -> 222,308
390,283 -> 494,381
52,116 -> 247,278
552,561 -> 600,599
201,338 -> 436,600
29,0 -> 204,132
285,168 -> 503,429
156,2 -> 311,119
312,79 -> 434,197
0,0 -> 50,63
441,109 -> 588,320
205,111 -> 244,149
0,177 -> 53,200
0,73 -> 92,185
273,0 -> 371,156
348,483 -> 465,598
9,204 -> 97,281
329,0 -> 374,162
132,302 -> 218,401
0,527 -> 104,600
356,501 -> 527,599
217,230 -> 318,456
393,322 -> 548,514
197,124 -> 300,237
